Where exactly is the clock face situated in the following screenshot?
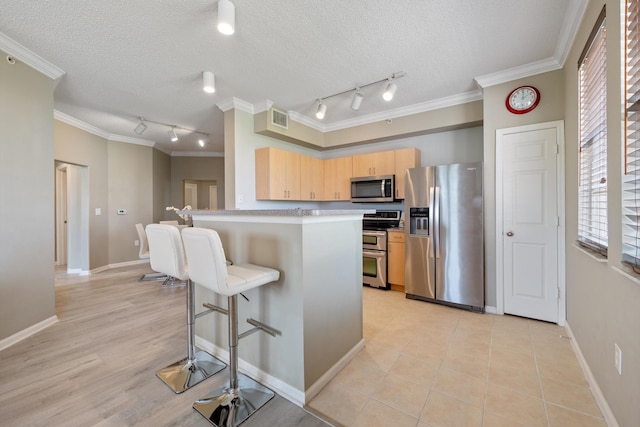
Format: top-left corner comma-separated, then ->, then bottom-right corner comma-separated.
506,86 -> 540,114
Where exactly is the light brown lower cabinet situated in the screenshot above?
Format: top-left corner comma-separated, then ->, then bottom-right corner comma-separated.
387,230 -> 405,292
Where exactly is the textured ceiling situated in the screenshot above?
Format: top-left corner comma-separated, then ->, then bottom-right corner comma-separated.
0,0 -> 585,155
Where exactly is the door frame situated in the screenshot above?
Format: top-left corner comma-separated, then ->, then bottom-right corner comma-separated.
495,120 -> 566,325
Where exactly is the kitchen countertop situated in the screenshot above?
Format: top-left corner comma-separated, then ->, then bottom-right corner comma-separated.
387,227 -> 405,232
181,208 -> 374,217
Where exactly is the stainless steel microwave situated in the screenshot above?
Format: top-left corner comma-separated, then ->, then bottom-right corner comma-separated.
350,175 -> 395,203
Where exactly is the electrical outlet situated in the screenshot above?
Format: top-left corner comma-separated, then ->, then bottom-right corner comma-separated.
615,343 -> 622,375
134,240 -> 139,247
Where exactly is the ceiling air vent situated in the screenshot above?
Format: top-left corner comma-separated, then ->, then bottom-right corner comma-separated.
271,108 -> 288,129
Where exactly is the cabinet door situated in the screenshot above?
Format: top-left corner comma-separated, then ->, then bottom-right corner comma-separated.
352,153 -> 374,177
371,151 -> 395,176
353,152 -> 395,177
300,155 -> 323,200
324,157 -> 352,200
394,148 -> 421,199
255,147 -> 300,200
388,232 -> 406,288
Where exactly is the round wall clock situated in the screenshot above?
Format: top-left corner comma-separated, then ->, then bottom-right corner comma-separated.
506,85 -> 540,114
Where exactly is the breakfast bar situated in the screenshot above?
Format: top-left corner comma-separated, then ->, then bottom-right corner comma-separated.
184,209 -> 371,405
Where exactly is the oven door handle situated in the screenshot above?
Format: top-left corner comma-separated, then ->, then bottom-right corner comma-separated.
362,250 -> 386,258
363,231 -> 387,237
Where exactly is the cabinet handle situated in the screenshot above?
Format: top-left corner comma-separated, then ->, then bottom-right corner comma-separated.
284,190 -> 286,198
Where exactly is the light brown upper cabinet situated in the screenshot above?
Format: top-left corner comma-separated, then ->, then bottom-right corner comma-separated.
300,155 -> 324,200
394,148 -> 421,199
352,152 -> 395,177
255,147 -> 301,200
324,156 -> 352,201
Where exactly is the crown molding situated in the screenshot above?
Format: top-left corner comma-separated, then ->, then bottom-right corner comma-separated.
555,0 -> 589,67
286,90 -> 483,133
474,57 -> 562,89
171,151 -> 224,157
217,97 -> 254,113
107,135 -> 155,147
54,110 -> 110,139
0,31 -> 65,80
254,100 -> 274,114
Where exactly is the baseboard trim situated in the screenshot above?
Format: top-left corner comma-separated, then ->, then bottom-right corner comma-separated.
0,315 -> 59,352
195,335 -> 364,407
484,305 -> 498,314
304,338 -> 365,403
565,322 -> 619,427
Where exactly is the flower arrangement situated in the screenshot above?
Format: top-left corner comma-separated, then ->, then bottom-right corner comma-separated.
165,205 -> 192,222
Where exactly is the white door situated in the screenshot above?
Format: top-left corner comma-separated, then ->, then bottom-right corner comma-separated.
497,121 -> 564,324
184,183 -> 198,208
209,185 -> 217,209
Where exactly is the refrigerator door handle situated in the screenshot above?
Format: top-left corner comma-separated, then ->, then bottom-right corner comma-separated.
429,186 -> 435,258
434,186 -> 440,259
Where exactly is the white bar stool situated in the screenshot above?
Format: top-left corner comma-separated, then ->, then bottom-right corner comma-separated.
182,227 -> 281,427
145,224 -> 225,393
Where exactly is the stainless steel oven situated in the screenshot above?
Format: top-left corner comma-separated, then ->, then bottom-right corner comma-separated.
363,230 -> 387,288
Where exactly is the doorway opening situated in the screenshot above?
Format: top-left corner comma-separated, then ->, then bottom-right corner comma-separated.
55,161 -> 90,274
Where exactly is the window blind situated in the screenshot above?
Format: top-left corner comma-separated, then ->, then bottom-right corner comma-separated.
624,0 -> 640,270
578,9 -> 608,255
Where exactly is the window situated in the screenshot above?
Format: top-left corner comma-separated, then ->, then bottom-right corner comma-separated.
624,0 -> 640,271
578,7 -> 608,256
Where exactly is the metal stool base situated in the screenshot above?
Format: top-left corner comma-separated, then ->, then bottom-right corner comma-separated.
193,373 -> 274,427
156,350 -> 225,394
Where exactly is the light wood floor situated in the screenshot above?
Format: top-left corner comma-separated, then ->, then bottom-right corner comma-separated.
0,264 -> 331,427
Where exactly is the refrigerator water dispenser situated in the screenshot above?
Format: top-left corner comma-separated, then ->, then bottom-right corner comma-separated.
409,207 -> 429,236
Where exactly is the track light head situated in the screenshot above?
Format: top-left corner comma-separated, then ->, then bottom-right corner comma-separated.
218,0 -> 235,35
134,119 -> 147,135
203,71 -> 215,93
168,127 -> 178,142
198,135 -> 209,147
383,80 -> 397,101
316,102 -> 327,120
351,89 -> 364,111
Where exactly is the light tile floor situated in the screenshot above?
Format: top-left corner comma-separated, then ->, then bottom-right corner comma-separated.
308,287 -> 606,427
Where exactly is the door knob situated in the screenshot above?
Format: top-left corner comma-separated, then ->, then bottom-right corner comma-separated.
506,231 -> 514,237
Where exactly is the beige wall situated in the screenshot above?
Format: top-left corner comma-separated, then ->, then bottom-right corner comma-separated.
107,141 -> 154,264
563,2 -> 639,426
170,156 -> 225,214
54,121 -> 110,268
0,50 -> 56,340
152,149 -> 171,223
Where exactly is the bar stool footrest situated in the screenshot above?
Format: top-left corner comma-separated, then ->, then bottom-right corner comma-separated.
156,350 -> 225,394
193,374 -> 274,427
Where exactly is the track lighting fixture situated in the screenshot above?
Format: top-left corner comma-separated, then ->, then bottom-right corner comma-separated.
314,71 -> 405,120
351,89 -> 363,111
383,80 -> 397,101
133,117 -> 209,146
168,127 -> 178,142
203,71 -> 215,93
218,0 -> 235,35
316,102 -> 327,120
134,118 -> 147,135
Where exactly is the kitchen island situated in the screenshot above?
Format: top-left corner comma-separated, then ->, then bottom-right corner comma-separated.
184,209 -> 371,405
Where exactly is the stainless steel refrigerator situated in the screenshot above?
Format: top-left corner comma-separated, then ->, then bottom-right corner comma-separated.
404,162 -> 484,312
